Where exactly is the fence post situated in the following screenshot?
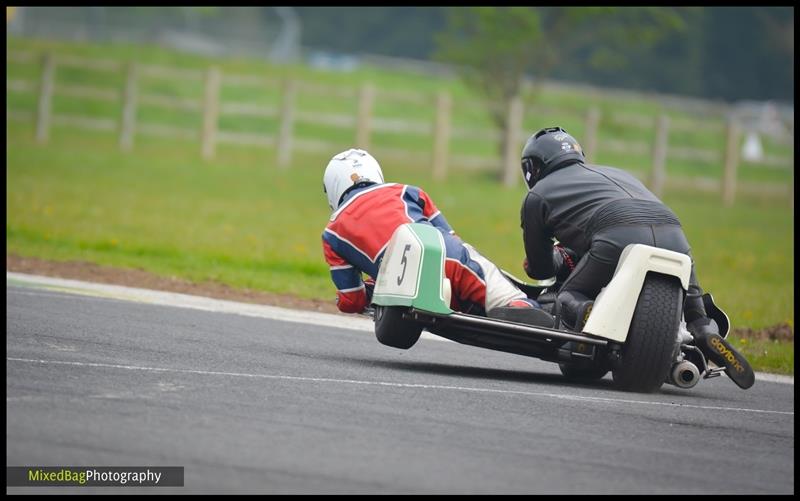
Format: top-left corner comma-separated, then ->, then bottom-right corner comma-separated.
35,52 -> 55,144
355,84 -> 375,150
722,118 -> 741,207
432,91 -> 452,181
119,62 -> 138,152
583,107 -> 600,163
502,95 -> 524,188
277,79 -> 297,169
201,66 -> 221,160
648,114 -> 670,198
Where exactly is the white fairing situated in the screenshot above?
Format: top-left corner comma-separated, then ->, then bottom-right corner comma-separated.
323,148 -> 385,211
582,244 -> 692,343
373,224 -> 452,310
374,225 -> 424,300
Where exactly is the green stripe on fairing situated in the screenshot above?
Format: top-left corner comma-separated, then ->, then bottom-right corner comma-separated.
372,223 -> 452,315
410,224 -> 452,314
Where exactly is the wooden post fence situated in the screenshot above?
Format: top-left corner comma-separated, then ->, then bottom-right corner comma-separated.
35,53 -> 55,144
722,118 -> 741,207
648,114 -> 670,198
201,66 -> 221,160
277,79 -> 297,169
583,107 -> 600,163
432,91 -> 451,181
10,50 -> 793,204
502,95 -> 524,188
119,62 -> 138,151
355,84 -> 375,150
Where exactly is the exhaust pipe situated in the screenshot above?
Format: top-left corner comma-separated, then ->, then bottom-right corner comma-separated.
669,360 -> 701,389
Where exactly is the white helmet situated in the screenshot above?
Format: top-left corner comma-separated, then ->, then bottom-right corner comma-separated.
323,148 -> 385,211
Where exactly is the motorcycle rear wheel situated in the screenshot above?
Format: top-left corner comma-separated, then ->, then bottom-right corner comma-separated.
374,305 -> 423,349
612,273 -> 683,393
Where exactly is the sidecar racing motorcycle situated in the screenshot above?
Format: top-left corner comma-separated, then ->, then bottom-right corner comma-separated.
369,223 -> 755,393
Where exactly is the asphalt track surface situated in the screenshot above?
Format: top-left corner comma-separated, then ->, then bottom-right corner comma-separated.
6,282 -> 794,494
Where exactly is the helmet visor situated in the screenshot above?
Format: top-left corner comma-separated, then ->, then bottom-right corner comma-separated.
521,156 -> 537,188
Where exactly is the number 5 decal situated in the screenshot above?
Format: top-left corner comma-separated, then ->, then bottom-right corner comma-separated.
397,244 -> 412,285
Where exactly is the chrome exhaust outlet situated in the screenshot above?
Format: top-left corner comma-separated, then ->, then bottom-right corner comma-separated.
669,360 -> 701,389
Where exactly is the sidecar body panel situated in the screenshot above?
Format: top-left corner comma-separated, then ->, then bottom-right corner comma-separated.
582,244 -> 692,343
372,223 -> 452,315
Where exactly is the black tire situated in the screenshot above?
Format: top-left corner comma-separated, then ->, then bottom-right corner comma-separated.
559,362 -> 609,381
612,273 -> 683,393
374,305 -> 423,349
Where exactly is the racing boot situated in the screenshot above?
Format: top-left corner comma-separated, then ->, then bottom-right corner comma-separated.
555,291 -> 594,333
688,317 -> 755,390
487,298 -> 556,328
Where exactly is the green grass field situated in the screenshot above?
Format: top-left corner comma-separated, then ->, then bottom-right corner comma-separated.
6,37 -> 794,374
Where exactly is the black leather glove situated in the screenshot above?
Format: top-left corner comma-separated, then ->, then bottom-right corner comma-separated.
553,245 -> 577,282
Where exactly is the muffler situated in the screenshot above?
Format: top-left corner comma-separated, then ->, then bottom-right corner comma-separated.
669,360 -> 701,389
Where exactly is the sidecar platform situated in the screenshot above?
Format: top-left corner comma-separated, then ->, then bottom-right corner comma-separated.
404,308 -> 610,365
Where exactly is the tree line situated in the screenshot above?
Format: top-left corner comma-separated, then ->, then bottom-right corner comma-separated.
296,6 -> 793,104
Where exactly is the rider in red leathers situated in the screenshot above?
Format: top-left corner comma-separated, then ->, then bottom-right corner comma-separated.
321,148 -> 554,325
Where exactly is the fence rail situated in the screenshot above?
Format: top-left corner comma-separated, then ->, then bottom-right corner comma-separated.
6,50 -> 794,207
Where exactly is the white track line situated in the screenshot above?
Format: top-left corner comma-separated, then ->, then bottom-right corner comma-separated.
6,357 -> 793,416
7,271 -> 794,385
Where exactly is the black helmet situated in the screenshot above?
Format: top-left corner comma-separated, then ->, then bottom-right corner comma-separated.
520,127 -> 585,189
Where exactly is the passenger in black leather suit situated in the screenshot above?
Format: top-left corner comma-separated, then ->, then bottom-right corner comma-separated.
518,127 -> 753,389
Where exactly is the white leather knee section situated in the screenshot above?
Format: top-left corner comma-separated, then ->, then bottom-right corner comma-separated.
463,243 -> 527,311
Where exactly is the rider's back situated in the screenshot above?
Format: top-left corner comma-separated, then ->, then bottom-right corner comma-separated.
323,183 -> 446,278
529,163 -> 680,254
